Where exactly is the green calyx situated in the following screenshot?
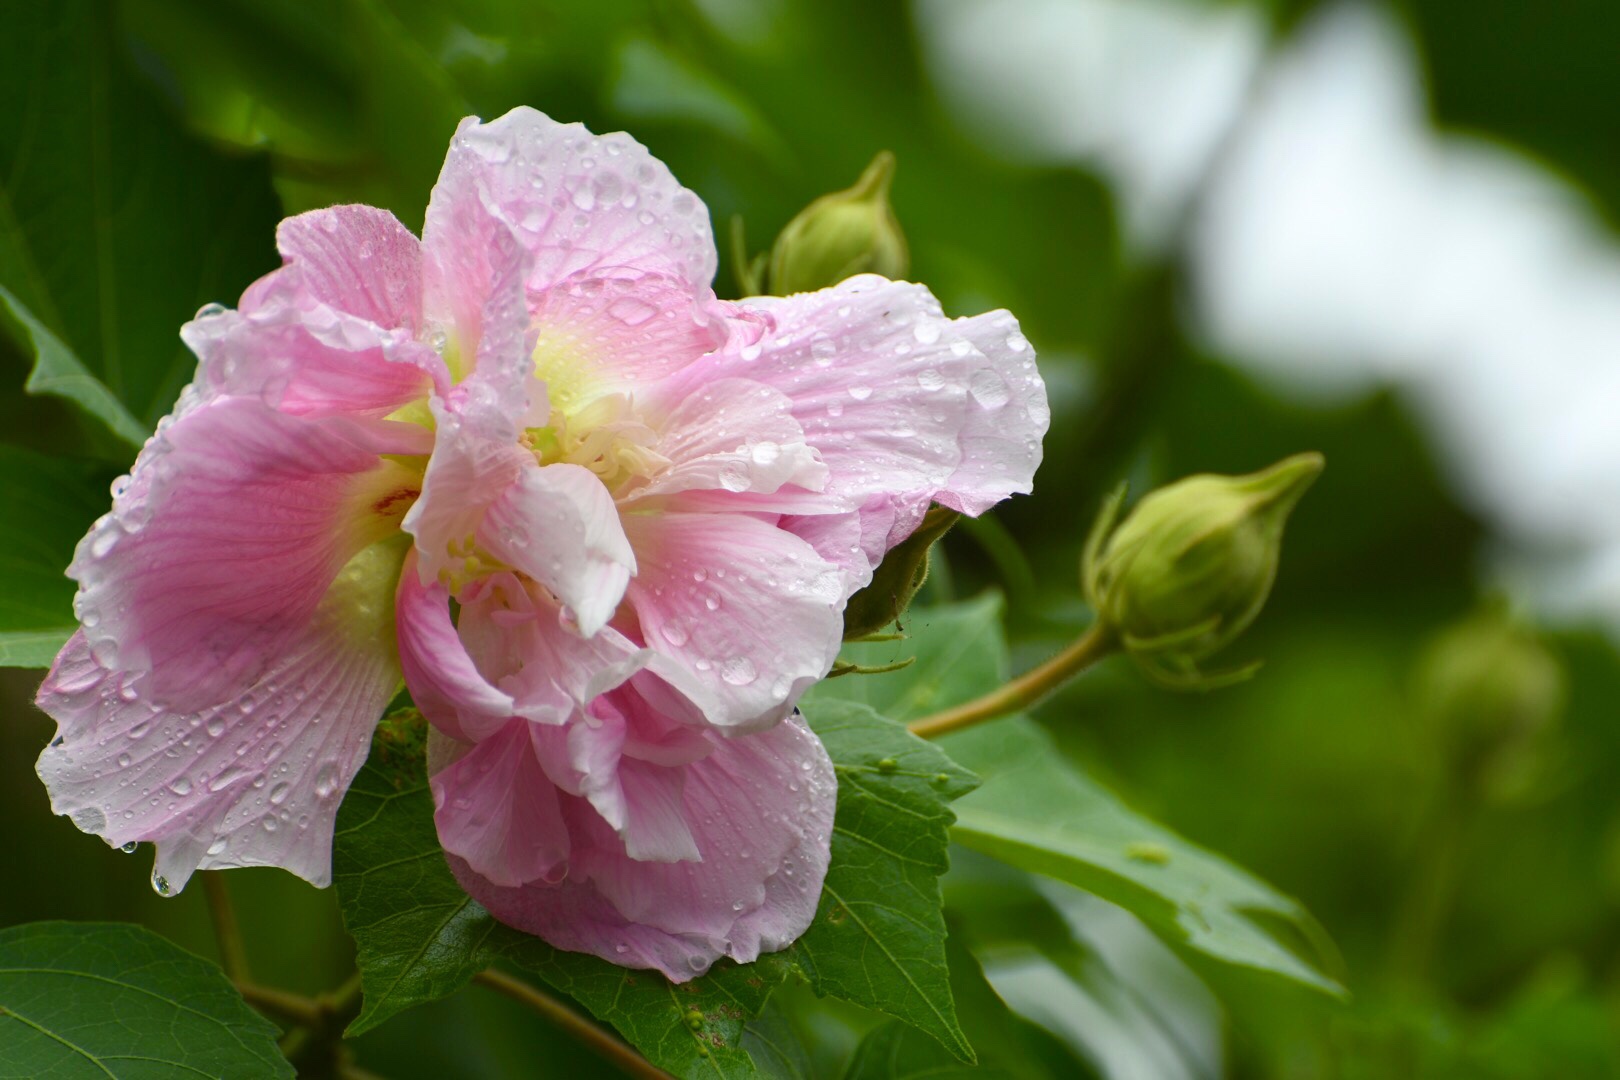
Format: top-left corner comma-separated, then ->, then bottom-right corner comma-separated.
768,151 -> 909,295
1083,452 -> 1324,690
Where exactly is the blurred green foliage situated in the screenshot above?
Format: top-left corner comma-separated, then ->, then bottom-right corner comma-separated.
4,0 -> 1620,1076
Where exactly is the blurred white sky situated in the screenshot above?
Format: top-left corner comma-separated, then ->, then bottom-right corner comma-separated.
916,0 -> 1620,632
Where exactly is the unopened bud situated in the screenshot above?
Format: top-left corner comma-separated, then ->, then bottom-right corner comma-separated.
1413,603 -> 1564,801
769,151 -> 908,294
1084,453 -> 1324,689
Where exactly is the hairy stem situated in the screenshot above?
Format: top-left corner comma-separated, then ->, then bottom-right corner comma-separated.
202,871 -> 251,982
473,968 -> 672,1080
908,622 -> 1117,739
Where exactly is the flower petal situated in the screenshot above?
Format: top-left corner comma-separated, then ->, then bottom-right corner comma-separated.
432,718 -> 570,888
445,714 -> 835,981
623,376 -> 830,507
71,396 -> 424,710
620,511 -> 843,731
395,553 -> 517,744
931,309 -> 1050,515
424,107 -> 717,302
529,272 -> 725,411
36,541 -> 406,892
271,205 -> 424,332
478,462 -> 635,637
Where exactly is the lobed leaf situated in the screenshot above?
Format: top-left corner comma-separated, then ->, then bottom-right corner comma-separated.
794,700 -> 979,1063
0,0 -> 281,447
0,921 -> 292,1079
818,594 -> 1343,996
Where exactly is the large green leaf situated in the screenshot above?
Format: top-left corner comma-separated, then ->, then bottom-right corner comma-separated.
0,445 -> 110,667
0,0 -> 281,446
814,595 -> 1343,996
332,719 -> 790,1078
0,921 -> 292,1079
794,701 -> 979,1063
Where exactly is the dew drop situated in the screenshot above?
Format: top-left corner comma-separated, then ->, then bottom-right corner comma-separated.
169,777 -> 193,796
120,841 -> 137,854
969,369 -> 1010,409
661,621 -> 690,647
719,656 -> 757,686
151,872 -> 172,897
848,385 -> 873,401
913,321 -> 942,345
314,761 -> 341,799
268,781 -> 291,806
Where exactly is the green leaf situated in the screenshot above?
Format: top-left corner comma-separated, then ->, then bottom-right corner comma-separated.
0,445 -> 111,667
332,720 -> 790,1078
816,595 -> 1344,996
794,700 -> 979,1063
0,0 -> 281,445
0,921 -> 292,1078
0,286 -> 145,450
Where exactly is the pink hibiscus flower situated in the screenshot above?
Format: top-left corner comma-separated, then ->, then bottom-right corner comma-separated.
34,108 -> 1048,980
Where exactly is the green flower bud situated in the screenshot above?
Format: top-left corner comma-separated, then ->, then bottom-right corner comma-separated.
1084,452 -> 1324,689
1412,603 -> 1564,802
768,151 -> 908,294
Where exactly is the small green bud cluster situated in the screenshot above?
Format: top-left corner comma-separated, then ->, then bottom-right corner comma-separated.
1413,603 -> 1565,803
1083,453 -> 1324,689
766,151 -> 909,295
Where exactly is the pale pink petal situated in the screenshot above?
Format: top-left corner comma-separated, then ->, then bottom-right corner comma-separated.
36,541 -> 406,892
477,461 -> 635,637
71,397 -> 425,710
423,108 -> 717,305
672,278 -> 1045,513
446,714 -> 835,981
622,377 -> 830,508
395,553 -> 517,744
619,511 -> 843,731
412,570 -> 649,731
932,309 -> 1049,515
400,413 -> 529,586
183,302 -> 442,420
432,719 -> 569,888
271,205 -> 424,332
780,493 -> 932,600
528,271 -> 724,408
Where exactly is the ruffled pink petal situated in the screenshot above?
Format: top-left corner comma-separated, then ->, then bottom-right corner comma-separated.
182,301 -> 442,421
400,567 -> 650,742
619,511 -> 843,731
622,377 -> 830,508
395,553 -> 517,744
528,271 -> 725,406
780,493 -> 932,600
182,205 -> 442,418
477,462 -> 636,637
432,718 -> 569,888
36,541 -> 406,892
931,309 -> 1049,515
685,277 -> 1045,507
400,411 -> 529,586
423,108 -> 717,307
271,205 -> 424,332
70,396 -> 426,710
445,714 -> 835,981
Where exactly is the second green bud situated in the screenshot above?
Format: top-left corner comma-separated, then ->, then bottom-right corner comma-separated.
1084,452 -> 1324,688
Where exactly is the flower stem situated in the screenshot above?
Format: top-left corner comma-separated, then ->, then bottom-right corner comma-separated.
236,981 -> 322,1026
202,871 -> 251,982
473,968 -> 672,1080
907,622 -> 1117,739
